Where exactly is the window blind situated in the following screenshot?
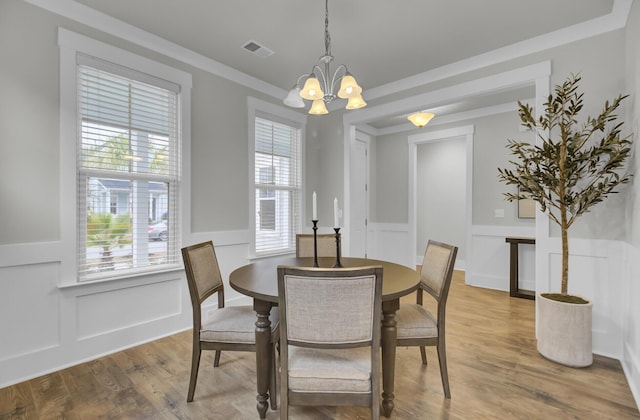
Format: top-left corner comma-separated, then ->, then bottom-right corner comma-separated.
77,55 -> 181,281
254,116 -> 302,256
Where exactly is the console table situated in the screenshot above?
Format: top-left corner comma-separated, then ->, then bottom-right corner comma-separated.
505,237 -> 535,299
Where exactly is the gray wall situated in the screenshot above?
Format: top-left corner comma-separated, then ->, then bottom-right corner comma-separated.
371,28 -> 628,241
417,138 -> 466,260
375,131 -> 410,223
0,0 -> 294,244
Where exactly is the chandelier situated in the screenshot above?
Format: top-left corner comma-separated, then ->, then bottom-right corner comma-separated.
283,0 -> 366,114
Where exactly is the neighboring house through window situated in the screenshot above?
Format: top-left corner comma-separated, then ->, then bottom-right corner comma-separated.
59,29 -> 192,284
249,98 -> 305,257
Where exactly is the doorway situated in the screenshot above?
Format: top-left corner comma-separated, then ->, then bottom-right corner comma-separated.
408,125 -> 474,269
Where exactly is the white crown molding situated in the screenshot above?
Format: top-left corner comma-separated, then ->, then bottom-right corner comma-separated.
24,0 -> 286,99
365,0 -> 633,101
375,97 -> 535,137
346,61 -> 551,127
24,0 -> 632,103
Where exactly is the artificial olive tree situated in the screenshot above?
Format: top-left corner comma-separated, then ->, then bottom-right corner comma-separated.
498,74 -> 632,301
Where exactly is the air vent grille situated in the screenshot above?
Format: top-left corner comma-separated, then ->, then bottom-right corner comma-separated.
242,40 -> 274,58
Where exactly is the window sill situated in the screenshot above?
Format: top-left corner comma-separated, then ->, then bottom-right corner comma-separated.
58,264 -> 184,290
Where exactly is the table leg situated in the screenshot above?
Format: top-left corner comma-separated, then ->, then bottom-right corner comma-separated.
381,299 -> 399,417
254,299 -> 273,419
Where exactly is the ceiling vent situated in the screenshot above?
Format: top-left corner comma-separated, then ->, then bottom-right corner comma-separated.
242,40 -> 274,58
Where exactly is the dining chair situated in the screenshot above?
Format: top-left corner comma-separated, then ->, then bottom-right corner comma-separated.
295,233 -> 337,258
395,240 -> 458,399
277,265 -> 383,420
181,241 -> 279,405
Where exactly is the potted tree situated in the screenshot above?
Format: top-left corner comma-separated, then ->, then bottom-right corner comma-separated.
497,74 -> 632,367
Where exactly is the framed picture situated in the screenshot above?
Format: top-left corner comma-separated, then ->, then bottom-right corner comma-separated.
518,188 -> 535,219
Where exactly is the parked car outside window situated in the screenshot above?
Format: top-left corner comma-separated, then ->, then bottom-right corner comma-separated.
148,221 -> 168,241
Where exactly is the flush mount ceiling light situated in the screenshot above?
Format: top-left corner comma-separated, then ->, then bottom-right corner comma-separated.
283,0 -> 366,114
407,112 -> 435,128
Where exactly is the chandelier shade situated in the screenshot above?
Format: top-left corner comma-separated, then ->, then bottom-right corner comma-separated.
346,94 -> 367,110
300,76 -> 324,100
283,86 -> 305,108
407,112 -> 435,128
309,99 -> 329,115
283,0 -> 365,115
337,73 -> 362,99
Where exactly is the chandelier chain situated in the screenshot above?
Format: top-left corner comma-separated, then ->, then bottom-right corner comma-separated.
324,0 -> 331,58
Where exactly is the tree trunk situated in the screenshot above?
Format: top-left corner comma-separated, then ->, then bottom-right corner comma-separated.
561,218 -> 568,295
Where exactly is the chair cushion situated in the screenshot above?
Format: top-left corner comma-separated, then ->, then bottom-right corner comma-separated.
396,304 -> 438,339
200,305 -> 279,344
287,346 -> 371,393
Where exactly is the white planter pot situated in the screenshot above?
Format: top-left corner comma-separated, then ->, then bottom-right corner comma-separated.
537,294 -> 593,367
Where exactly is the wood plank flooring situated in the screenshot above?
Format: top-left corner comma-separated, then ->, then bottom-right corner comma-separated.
1,271 -> 638,419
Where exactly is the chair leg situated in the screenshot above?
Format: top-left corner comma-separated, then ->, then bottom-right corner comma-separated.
187,347 -> 202,402
436,340 -> 451,399
420,346 -> 427,365
269,344 -> 278,410
213,350 -> 221,367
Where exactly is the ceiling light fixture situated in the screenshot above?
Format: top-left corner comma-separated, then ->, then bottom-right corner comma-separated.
407,112 -> 435,128
283,0 -> 366,114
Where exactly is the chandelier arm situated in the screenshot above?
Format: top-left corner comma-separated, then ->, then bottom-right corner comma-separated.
295,73 -> 309,87
329,64 -> 348,96
310,64 -> 331,94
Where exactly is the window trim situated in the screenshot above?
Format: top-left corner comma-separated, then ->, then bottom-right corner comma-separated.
248,97 -> 306,259
59,28 -> 192,286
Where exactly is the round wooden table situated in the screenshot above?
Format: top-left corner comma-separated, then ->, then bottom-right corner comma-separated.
230,256 -> 420,418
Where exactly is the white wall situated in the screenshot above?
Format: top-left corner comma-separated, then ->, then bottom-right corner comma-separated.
623,0 -> 640,406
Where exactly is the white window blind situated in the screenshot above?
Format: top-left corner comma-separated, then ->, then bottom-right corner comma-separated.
254,116 -> 302,256
77,54 -> 181,281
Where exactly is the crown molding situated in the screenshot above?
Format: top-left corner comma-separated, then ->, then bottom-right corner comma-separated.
24,0 -> 632,104
365,0 -> 633,101
23,0 -> 286,99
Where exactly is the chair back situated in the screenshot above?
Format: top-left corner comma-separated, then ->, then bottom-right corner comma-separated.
420,240 -> 458,306
295,233 -> 337,258
278,266 -> 382,348
181,241 -> 225,312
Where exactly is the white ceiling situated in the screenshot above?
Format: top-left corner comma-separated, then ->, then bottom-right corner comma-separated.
63,0 -> 619,130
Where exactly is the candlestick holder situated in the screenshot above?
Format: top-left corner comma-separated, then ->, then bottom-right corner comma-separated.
312,220 -> 319,267
333,227 -> 342,268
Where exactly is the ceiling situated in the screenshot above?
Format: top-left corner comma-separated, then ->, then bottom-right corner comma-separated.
68,0 -> 617,131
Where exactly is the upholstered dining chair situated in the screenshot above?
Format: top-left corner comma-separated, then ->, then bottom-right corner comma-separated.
395,240 -> 458,399
295,233 -> 337,258
181,241 -> 279,405
277,265 -> 383,420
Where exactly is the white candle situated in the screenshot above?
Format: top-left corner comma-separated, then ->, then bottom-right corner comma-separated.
312,191 -> 317,220
334,197 -> 339,228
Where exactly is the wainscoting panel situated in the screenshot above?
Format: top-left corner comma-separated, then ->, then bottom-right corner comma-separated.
367,223 -> 412,267
467,225 -> 536,291
0,231 -> 252,388
0,262 -> 60,361
622,242 -> 640,408
75,278 -> 182,340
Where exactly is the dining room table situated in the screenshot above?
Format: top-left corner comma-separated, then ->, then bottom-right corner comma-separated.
229,255 -> 420,419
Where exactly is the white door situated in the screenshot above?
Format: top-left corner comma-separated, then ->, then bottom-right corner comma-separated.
350,133 -> 369,257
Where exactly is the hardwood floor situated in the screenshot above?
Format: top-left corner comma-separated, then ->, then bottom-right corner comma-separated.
1,271 -> 638,419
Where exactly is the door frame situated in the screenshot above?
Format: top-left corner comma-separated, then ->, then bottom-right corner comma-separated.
349,131 -> 371,257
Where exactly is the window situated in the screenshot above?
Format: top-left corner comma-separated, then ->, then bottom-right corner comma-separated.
250,100 -> 305,257
59,29 -> 191,285
75,55 -> 182,281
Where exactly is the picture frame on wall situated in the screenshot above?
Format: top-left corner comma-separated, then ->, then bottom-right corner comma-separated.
518,188 -> 535,219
